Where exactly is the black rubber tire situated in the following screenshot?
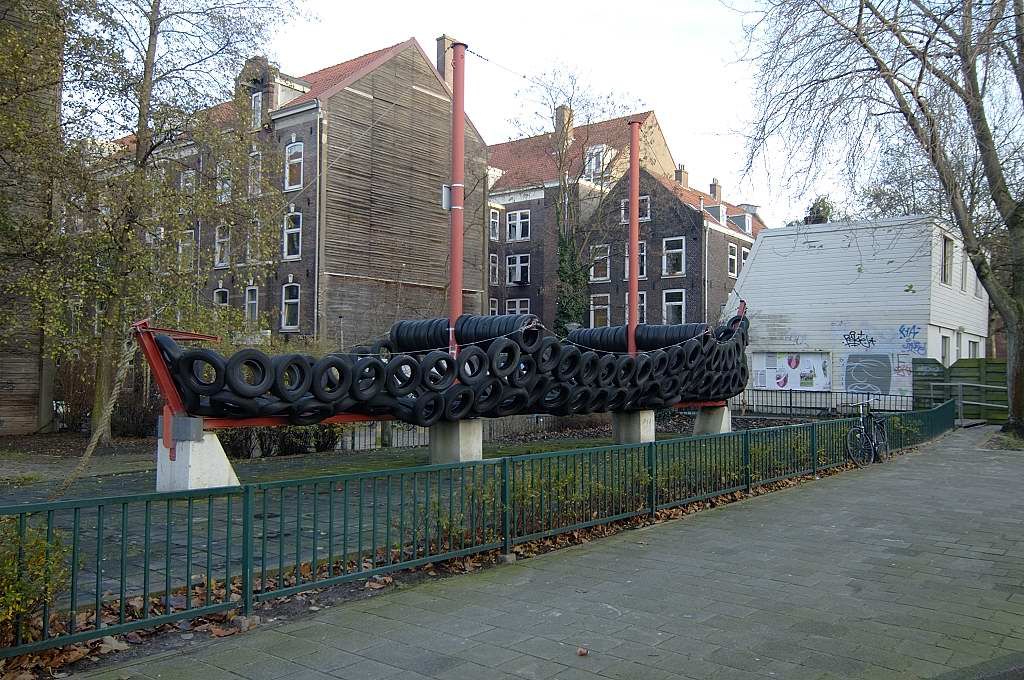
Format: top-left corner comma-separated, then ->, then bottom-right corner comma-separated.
492,387 -> 530,417
509,354 -> 537,388
350,356 -> 385,401
648,350 -> 669,380
420,350 -> 456,392
225,349 -> 275,398
311,355 -> 354,403
588,387 -> 610,413
177,349 -> 227,396
666,345 -> 686,374
595,354 -> 617,387
288,396 -> 333,425
488,337 -> 521,379
533,337 -> 562,374
526,375 -> 551,409
540,383 -> 571,411
512,324 -> 544,354
605,388 -> 628,411
408,392 -> 444,427
442,384 -> 475,421
472,378 -> 504,414
614,355 -> 637,387
271,354 -> 312,403
577,351 -> 600,386
385,355 -> 421,397
370,338 -> 394,361
331,396 -> 357,415
256,396 -> 293,417
555,345 -> 582,382
457,345 -> 489,386
154,334 -> 182,368
210,389 -> 260,418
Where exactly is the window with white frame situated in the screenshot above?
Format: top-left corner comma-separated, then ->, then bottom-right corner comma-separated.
248,152 -> 261,197
251,91 -> 262,128
619,195 -> 651,223
281,283 -> 300,330
663,289 -> 686,324
728,243 -> 738,277
489,254 -> 500,285
960,252 -> 968,291
177,230 -> 195,272
216,161 -> 231,203
590,294 -> 611,327
506,253 -> 530,284
583,145 -> 606,179
489,298 -> 498,315
590,244 -> 610,281
180,169 -> 196,195
245,219 -> 257,263
940,236 -> 953,284
741,247 -> 750,270
507,210 -> 530,241
940,334 -> 951,366
968,340 -> 980,358
214,225 -> 230,267
624,241 -> 647,279
284,142 -> 303,191
506,298 -> 530,315
663,237 -> 685,276
489,209 -> 500,241
213,288 -> 229,306
283,212 -> 301,260
625,291 -> 647,325
245,286 -> 259,322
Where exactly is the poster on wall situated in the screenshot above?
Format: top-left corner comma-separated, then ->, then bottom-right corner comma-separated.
754,352 -> 831,391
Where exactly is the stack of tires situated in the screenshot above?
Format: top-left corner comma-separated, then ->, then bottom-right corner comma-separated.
155,313 -> 750,427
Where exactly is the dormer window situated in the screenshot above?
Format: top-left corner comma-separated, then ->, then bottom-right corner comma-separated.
583,145 -> 607,179
251,91 -> 262,129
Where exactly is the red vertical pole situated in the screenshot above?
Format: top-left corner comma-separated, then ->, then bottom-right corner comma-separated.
448,42 -> 467,356
627,120 -> 641,356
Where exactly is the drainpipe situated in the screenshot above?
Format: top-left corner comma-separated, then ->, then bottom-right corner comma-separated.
627,120 -> 641,355
313,103 -> 323,339
448,42 -> 467,355
703,220 -> 709,323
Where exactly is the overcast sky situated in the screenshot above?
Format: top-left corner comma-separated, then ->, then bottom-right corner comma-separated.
269,0 -> 842,227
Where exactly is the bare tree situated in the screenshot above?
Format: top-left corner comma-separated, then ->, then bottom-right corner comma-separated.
744,0 -> 1024,435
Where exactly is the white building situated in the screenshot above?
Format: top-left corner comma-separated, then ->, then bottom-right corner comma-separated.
724,216 -> 989,396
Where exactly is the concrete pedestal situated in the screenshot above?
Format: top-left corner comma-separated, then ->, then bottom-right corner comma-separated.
693,405 -> 732,435
612,410 -> 656,444
157,432 -> 240,492
429,419 -> 483,463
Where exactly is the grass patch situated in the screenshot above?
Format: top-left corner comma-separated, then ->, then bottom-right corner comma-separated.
0,473 -> 44,488
985,432 -> 1024,450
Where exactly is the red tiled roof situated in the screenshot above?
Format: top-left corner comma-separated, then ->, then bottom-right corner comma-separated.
488,111 -> 654,192
651,173 -> 765,237
285,40 -> 411,108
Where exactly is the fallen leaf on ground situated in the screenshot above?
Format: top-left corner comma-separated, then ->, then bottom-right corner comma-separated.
576,647 -> 589,656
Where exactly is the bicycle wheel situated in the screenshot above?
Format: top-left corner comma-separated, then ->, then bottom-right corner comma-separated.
846,426 -> 873,467
873,419 -> 889,461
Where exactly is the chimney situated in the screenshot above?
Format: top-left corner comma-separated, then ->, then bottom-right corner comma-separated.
554,104 -> 574,147
436,34 -> 457,89
674,163 -> 688,189
710,178 -> 722,201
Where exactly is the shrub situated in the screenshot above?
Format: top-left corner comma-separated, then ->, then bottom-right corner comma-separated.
0,517 -> 69,646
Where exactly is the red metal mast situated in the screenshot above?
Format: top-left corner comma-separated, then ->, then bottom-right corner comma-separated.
627,120 -> 641,356
448,41 -> 467,356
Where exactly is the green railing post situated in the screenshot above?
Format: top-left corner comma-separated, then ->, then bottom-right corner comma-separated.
501,457 -> 512,556
742,430 -> 752,493
241,485 -> 254,616
646,442 -> 657,518
810,424 -> 818,477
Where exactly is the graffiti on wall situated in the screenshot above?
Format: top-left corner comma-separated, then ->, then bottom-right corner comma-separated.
841,329 -> 877,349
832,321 -> 926,395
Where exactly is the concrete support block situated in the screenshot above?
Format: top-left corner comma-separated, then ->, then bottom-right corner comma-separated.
157,432 -> 240,492
429,419 -> 483,463
693,405 -> 732,435
612,410 -> 656,444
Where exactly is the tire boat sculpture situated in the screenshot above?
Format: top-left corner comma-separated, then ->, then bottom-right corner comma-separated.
154,314 -> 750,428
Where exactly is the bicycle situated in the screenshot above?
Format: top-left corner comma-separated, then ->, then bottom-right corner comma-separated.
843,398 -> 889,467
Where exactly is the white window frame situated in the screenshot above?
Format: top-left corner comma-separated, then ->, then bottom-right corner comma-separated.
624,240 -> 647,280
968,340 -> 980,359
281,283 -> 300,331
214,224 -> 230,268
960,251 -> 968,291
177,229 -> 195,272
741,247 -> 750,270
506,253 -> 530,285
251,91 -> 262,129
940,236 -> 953,285
728,243 -> 738,278
507,210 -> 530,242
583,145 -> 607,180
940,334 -> 951,366
213,288 -> 229,306
283,212 -> 302,260
506,298 -> 530,315
489,254 -> 500,285
216,161 -> 231,203
489,298 -> 498,315
590,294 -> 611,328
489,209 -> 500,242
284,142 -> 303,191
244,286 -> 259,322
590,244 -> 610,282
248,152 -> 261,197
662,237 -> 685,277
625,291 -> 647,325
180,169 -> 196,195
619,195 -> 651,223
663,289 -> 686,325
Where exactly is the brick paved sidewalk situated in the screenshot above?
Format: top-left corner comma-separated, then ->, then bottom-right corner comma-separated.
77,426 -> 1024,680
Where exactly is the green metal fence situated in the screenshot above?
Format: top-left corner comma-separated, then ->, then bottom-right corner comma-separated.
0,400 -> 956,657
